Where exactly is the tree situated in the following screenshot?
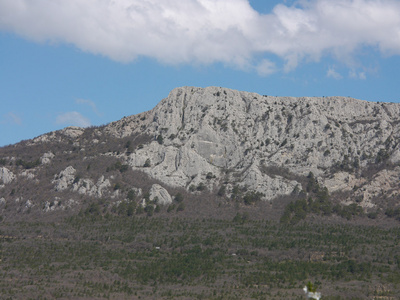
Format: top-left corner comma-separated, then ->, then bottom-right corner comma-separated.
174,193 -> 184,203
156,134 -> 164,145
243,191 -> 264,205
176,202 -> 185,212
217,185 -> 226,197
144,158 -> 151,167
127,189 -> 136,201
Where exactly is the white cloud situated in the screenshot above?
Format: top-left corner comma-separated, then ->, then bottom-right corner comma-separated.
256,59 -> 277,76
1,112 -> 22,125
56,112 -> 91,127
76,98 -> 101,116
327,66 -> 342,79
349,69 -> 367,80
1,0 -> 399,72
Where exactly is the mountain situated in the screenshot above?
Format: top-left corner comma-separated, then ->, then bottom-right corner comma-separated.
1,86 -> 400,221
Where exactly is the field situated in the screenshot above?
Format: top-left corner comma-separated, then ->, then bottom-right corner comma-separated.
0,210 -> 399,299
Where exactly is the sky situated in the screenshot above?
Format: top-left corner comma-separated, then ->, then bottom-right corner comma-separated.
1,0 -> 400,147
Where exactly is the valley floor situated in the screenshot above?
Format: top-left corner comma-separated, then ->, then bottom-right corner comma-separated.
0,213 -> 399,299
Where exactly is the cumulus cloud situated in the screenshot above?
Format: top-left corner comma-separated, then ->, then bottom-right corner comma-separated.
1,0 -> 399,72
56,112 -> 91,127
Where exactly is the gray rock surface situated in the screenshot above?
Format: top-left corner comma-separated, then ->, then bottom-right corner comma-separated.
53,166 -> 76,191
2,86 -> 400,214
0,167 -> 15,185
41,151 -> 55,164
104,86 -> 400,203
149,184 -> 173,205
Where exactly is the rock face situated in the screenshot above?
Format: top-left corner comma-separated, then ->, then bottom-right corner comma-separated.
53,166 -> 76,191
149,184 -> 173,205
0,167 -> 15,185
105,86 -> 400,203
1,86 -> 400,215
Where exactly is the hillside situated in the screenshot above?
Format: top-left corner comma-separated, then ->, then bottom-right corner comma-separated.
1,86 -> 400,221
1,86 -> 400,299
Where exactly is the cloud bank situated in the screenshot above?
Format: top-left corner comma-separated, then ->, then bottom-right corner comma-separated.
1,0 -> 399,72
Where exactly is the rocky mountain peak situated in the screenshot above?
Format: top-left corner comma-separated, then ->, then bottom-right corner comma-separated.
0,86 -> 399,220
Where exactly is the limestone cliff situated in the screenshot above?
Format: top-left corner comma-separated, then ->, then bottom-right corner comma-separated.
0,86 -> 399,217
105,86 -> 400,206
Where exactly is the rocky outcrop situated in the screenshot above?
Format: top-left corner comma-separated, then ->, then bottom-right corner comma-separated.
53,166 -> 76,191
149,184 -> 173,205
0,167 -> 15,185
2,86 -> 400,214
41,152 -> 55,164
105,86 -> 400,204
72,175 -> 111,197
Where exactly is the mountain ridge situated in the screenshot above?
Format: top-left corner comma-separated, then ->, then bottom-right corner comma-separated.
1,86 -> 400,220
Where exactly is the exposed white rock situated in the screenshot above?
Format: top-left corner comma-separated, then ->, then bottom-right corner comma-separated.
25,200 -> 34,208
31,132 -> 58,144
66,199 -> 79,209
53,166 -> 76,191
240,164 -> 297,199
43,197 -> 77,212
5,86 -> 400,211
41,151 -> 55,164
60,126 -> 84,138
43,200 -> 58,212
0,167 -> 15,184
324,172 -> 360,193
21,170 -> 35,179
354,168 -> 400,206
103,86 -> 400,203
73,178 -> 94,195
72,175 -> 111,197
96,176 -> 111,197
390,149 -> 400,164
0,198 -> 5,206
149,184 -> 172,205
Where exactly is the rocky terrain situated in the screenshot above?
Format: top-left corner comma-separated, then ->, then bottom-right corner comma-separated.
1,86 -> 400,219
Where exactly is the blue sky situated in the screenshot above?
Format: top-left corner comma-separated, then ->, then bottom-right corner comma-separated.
1,0 -> 400,146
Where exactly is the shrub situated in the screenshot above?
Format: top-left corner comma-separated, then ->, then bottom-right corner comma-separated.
196,183 -> 206,191
217,186 -> 226,197
206,172 -> 215,180
156,135 -> 164,145
127,190 -> 136,201
176,203 -> 185,212
144,159 -> 151,167
243,191 -> 264,205
145,204 -> 154,217
174,193 -> 184,203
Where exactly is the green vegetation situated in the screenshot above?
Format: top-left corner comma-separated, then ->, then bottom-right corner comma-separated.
280,196 -> 364,224
143,158 -> 151,167
0,214 -> 399,299
156,134 -> 164,145
385,207 -> 400,221
15,158 -> 40,169
281,171 -> 365,224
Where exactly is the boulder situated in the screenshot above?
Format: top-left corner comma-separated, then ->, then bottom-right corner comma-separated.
53,166 -> 76,191
149,184 -> 172,205
0,167 -> 15,184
